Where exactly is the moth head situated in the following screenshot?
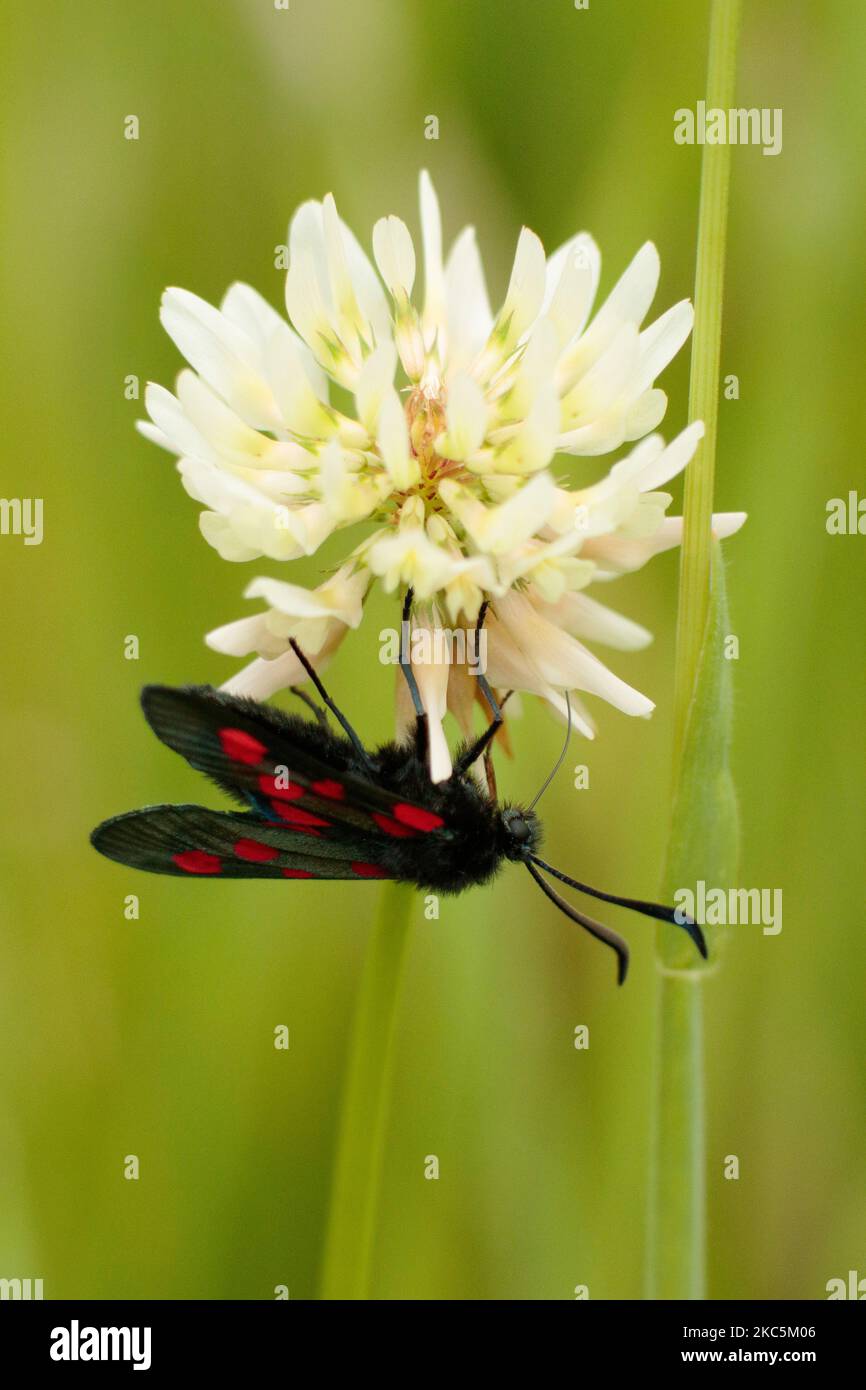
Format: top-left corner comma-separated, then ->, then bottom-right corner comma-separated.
501,806 -> 540,861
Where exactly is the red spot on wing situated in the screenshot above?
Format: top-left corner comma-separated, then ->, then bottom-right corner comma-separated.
269,802 -> 329,834
311,778 -> 346,800
233,838 -> 279,863
371,811 -> 417,839
259,773 -> 305,800
219,727 -> 267,765
352,862 -> 387,878
282,868 -> 315,879
173,849 -> 221,875
393,803 -> 445,833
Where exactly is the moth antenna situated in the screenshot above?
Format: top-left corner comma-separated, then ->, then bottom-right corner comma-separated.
527,861 -> 629,985
527,691 -> 573,811
529,855 -> 708,961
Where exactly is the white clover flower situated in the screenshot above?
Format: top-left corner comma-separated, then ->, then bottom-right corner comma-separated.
140,172 -> 745,778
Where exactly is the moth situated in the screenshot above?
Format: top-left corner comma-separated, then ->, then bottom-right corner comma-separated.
91,598 -> 706,984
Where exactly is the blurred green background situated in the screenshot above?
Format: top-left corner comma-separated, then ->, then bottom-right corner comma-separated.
1,0 -> 864,1300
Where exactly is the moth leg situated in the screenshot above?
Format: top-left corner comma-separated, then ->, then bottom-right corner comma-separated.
471,601 -> 501,717
483,741 -> 498,801
288,687 -> 329,729
398,588 -> 429,760
288,639 -> 376,770
457,692 -> 505,774
455,601 -> 505,774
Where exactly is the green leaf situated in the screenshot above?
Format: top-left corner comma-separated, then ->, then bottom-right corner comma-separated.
660,543 -> 740,970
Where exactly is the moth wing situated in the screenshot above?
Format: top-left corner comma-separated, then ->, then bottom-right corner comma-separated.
91,805 -> 396,880
140,685 -> 449,841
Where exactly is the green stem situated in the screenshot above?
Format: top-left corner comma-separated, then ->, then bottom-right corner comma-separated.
320,880 -> 415,1300
673,0 -> 742,766
647,971 -> 706,1297
647,0 -> 741,1301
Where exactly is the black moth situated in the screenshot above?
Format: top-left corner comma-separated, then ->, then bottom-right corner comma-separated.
91,596 -> 706,984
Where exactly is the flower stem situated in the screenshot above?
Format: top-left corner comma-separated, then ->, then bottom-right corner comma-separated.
319,881 -> 415,1299
647,0 -> 741,1301
647,971 -> 706,1296
673,0 -> 742,765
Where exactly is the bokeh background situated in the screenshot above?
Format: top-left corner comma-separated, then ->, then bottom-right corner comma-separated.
1,0 -> 864,1300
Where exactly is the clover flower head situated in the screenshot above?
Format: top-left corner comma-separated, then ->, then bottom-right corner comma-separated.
141,172 -> 745,778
